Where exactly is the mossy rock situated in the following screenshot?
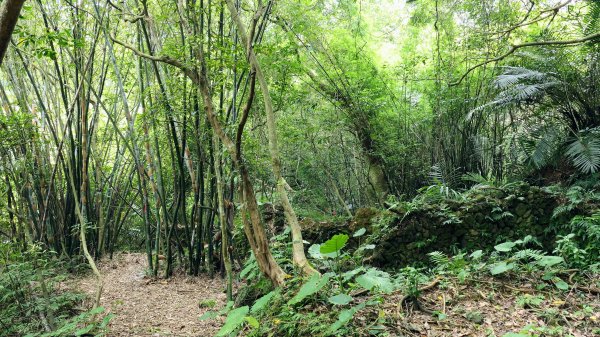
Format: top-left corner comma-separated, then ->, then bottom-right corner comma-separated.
352,208 -> 379,230
300,218 -> 350,244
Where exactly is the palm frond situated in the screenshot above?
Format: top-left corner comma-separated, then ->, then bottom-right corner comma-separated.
521,127 -> 565,169
584,0 -> 600,36
566,132 -> 600,174
494,66 -> 554,89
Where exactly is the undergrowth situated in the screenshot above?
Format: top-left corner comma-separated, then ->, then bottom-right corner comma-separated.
0,243 -> 112,337
207,179 -> 599,336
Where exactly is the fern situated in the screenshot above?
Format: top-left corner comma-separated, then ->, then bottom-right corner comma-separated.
428,251 -> 450,268
568,212 -> 600,242
512,249 -> 545,262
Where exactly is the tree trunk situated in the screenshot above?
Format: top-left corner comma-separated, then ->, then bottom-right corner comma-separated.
225,0 -> 316,276
0,0 -> 25,65
212,133 -> 233,300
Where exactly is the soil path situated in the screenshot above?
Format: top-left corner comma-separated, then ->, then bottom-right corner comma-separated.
77,253 -> 227,337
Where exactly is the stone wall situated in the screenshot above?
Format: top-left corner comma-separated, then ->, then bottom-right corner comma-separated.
298,183 -> 596,268
369,184 -> 577,267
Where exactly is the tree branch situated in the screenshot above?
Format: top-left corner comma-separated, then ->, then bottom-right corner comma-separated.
110,34 -> 199,84
451,31 -> 600,86
236,70 -> 256,158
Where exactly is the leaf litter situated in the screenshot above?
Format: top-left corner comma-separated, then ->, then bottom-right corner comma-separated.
76,253 -> 228,336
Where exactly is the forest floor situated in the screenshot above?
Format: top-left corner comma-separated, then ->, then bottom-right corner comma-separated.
379,274 -> 600,337
77,253 -> 228,337
73,254 -> 600,337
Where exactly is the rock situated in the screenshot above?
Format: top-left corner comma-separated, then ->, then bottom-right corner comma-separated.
515,203 -> 528,217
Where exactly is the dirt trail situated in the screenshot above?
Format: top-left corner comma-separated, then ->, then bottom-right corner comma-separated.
77,253 -> 227,337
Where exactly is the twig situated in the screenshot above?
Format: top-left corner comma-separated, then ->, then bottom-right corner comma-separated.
575,285 -> 600,294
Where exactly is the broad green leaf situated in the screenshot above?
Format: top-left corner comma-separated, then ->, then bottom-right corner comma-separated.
355,268 -> 394,293
100,314 -> 114,328
216,306 -> 249,337
240,262 -> 255,279
542,272 -> 554,281
490,261 -> 515,275
244,316 -> 260,329
502,333 -> 528,337
327,302 -> 366,335
353,228 -> 366,237
357,244 -> 376,252
494,241 -> 516,252
250,290 -> 278,313
308,244 -> 323,259
320,234 -> 349,256
342,267 -> 365,282
328,293 -> 353,305
288,273 -> 332,305
553,278 -> 569,291
469,250 -> 483,259
537,256 -> 564,267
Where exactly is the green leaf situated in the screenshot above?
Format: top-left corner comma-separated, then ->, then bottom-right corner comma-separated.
469,250 -> 483,259
218,301 -> 235,315
216,306 -> 249,337
320,234 -> 349,256
494,241 -> 516,252
355,268 -> 394,293
308,244 -> 323,259
490,261 -> 515,275
250,290 -> 278,313
566,136 -> 600,174
100,314 -> 114,328
328,293 -> 353,305
502,333 -> 529,337
88,306 -> 105,315
199,311 -> 218,321
244,316 -> 260,329
288,273 -> 332,305
553,277 -> 569,291
74,325 -> 94,336
342,267 -> 365,282
542,272 -> 554,281
327,302 -> 366,335
353,228 -> 366,237
537,256 -> 564,268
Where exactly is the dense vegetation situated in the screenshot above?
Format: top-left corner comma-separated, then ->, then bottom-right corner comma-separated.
0,0 -> 599,336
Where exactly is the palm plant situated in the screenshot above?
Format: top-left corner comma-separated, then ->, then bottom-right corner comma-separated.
478,48 -> 600,174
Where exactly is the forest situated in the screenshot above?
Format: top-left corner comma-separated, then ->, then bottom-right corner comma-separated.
0,0 -> 599,336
